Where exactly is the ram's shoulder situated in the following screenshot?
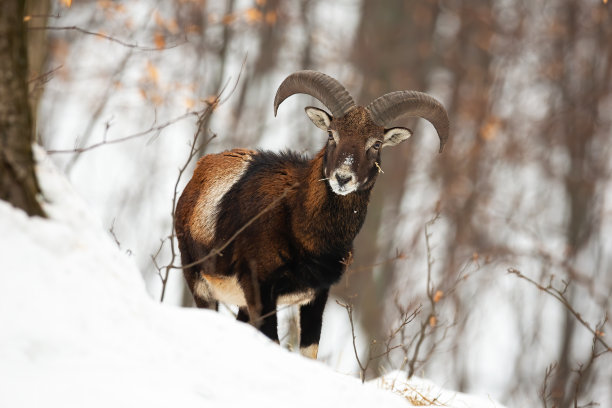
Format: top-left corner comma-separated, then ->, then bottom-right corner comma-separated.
247,149 -> 309,172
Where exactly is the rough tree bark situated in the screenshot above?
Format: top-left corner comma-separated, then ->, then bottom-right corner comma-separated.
0,0 -> 45,217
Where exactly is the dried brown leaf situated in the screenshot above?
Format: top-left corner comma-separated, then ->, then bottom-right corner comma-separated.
245,8 -> 263,23
154,10 -> 165,27
265,10 -> 277,25
146,61 -> 159,84
221,13 -> 236,25
154,32 -> 166,50
480,117 -> 501,141
184,98 -> 196,109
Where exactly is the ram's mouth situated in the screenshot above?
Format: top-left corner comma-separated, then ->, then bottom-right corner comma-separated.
328,174 -> 359,195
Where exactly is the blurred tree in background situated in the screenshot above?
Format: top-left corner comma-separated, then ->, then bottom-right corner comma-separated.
0,0 -> 46,217
18,0 -> 612,406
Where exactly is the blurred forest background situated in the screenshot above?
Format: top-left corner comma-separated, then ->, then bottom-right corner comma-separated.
12,0 -> 612,406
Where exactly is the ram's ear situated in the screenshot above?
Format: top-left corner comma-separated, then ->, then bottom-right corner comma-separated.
305,106 -> 332,130
382,127 -> 412,147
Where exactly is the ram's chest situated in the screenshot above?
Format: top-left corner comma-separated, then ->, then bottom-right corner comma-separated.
195,274 -> 316,307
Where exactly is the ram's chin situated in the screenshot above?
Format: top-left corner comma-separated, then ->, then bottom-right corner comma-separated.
328,181 -> 358,196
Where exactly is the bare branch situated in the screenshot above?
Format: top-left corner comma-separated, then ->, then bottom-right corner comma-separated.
156,119 -> 214,302
28,25 -> 187,51
508,268 -> 611,352
176,181 -> 300,273
406,213 -> 443,378
153,59 -> 248,302
28,64 -> 62,87
46,110 -> 199,155
540,363 -> 558,408
336,299 -> 370,382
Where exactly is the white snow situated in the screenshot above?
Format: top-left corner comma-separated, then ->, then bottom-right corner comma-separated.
0,147 -> 504,408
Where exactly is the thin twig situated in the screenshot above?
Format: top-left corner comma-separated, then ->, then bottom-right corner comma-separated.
336,300 -> 370,382
540,363 -> 557,408
155,59 -> 248,302
28,25 -> 186,51
406,213 -> 441,378
508,268 -> 611,352
47,110 -> 199,155
177,182 -> 300,271
28,64 -> 62,86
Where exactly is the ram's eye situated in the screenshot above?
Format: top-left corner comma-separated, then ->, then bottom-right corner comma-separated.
327,131 -> 334,141
372,141 -> 382,150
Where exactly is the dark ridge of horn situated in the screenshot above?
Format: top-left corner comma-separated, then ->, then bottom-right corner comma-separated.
274,70 -> 356,118
367,91 -> 450,153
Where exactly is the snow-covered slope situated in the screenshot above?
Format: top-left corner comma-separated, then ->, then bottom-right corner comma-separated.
0,148 -> 504,408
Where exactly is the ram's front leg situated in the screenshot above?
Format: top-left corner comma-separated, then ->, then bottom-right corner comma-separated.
299,289 -> 329,359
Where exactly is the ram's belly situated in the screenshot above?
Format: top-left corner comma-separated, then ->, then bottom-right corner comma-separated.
195,274 -> 315,307
278,289 -> 316,306
196,275 -> 247,306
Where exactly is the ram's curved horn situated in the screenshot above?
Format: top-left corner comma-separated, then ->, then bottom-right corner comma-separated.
274,71 -> 356,118
367,91 -> 450,153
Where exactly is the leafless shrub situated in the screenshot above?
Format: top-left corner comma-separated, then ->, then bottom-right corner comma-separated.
510,268 -> 611,407
151,64 -> 246,302
336,214 -> 482,382
508,268 -> 610,354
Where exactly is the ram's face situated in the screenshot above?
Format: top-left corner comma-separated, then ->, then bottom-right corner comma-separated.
305,106 -> 412,196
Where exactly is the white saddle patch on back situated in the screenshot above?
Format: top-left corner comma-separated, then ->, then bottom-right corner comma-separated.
191,161 -> 250,245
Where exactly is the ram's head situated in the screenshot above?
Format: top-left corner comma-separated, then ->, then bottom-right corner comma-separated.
274,71 -> 449,195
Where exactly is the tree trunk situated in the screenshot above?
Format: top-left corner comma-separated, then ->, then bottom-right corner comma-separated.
334,0 -> 439,377
0,0 -> 45,217
26,0 -> 50,136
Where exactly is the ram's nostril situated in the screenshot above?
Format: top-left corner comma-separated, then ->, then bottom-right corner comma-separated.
335,174 -> 352,186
